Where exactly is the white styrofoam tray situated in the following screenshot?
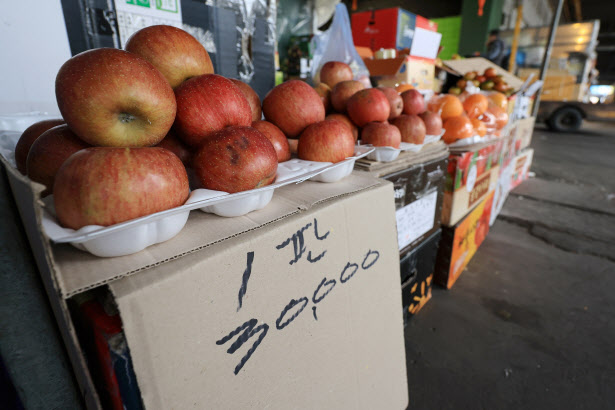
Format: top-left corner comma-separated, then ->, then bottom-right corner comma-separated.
0,129 -> 373,257
447,133 -> 500,148
360,130 -> 444,162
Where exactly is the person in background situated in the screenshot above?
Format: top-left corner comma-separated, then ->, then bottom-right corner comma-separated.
483,29 -> 506,67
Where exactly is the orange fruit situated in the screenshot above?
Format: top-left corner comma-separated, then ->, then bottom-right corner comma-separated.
471,118 -> 487,137
486,104 -> 509,129
462,94 -> 489,119
488,92 -> 508,111
428,94 -> 463,121
443,115 -> 474,144
396,83 -> 414,93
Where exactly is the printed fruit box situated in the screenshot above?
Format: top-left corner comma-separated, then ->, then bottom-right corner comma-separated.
400,229 -> 442,323
510,148 -> 534,191
441,140 -> 502,226
435,191 -> 494,289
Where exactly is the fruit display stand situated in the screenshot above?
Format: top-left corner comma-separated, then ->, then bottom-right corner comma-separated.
1,149 -> 410,409
354,141 -> 448,317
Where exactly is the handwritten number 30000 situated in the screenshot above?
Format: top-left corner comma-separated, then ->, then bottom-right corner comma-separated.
216,249 -> 380,375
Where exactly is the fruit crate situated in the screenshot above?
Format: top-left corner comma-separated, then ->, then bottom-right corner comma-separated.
400,229 -> 442,323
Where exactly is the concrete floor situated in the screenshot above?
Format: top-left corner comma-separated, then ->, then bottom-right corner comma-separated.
405,122 -> 615,409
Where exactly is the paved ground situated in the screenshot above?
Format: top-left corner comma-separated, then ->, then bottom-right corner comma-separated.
404,122 -> 615,409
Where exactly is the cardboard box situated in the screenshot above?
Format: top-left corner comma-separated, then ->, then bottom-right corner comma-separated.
364,56 -> 436,90
400,229 -> 442,322
510,148 -> 534,190
511,117 -> 536,152
442,57 -> 525,94
351,8 -> 438,52
435,191 -> 494,289
441,140 -> 502,226
354,141 -> 448,255
1,148 -> 409,410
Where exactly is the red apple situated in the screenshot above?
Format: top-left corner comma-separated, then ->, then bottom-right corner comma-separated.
419,111 -> 443,135
251,120 -> 291,162
330,80 -> 365,113
262,80 -> 325,138
347,88 -> 390,127
193,126 -> 278,193
297,120 -> 355,163
56,48 -> 176,147
313,83 -> 332,113
15,119 -> 64,174
155,130 -> 193,166
392,114 -> 426,144
319,61 -> 353,88
361,122 -> 401,148
174,74 -> 252,147
325,113 -> 359,142
125,25 -> 214,89
54,147 -> 189,229
379,87 -> 403,120
401,89 -> 426,115
230,79 -> 262,122
26,125 -> 90,196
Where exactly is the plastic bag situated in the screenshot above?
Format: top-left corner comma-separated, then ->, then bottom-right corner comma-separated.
310,3 -> 370,87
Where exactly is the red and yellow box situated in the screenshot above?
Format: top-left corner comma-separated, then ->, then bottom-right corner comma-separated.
441,141 -> 502,226
435,191 -> 494,289
510,148 -> 534,190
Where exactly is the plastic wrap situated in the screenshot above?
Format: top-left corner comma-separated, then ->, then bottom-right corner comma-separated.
310,4 -> 370,86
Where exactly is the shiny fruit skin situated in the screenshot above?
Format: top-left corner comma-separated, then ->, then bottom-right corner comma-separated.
347,88 -> 390,127
463,94 -> 489,119
193,126 -> 278,193
15,119 -> 65,174
443,116 -> 474,144
55,48 -> 176,147
298,120 -> 355,163
54,147 -> 189,229
125,24 -> 214,89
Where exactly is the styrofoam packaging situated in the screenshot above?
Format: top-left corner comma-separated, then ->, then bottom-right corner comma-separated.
0,127 -> 373,257
362,130 -> 444,163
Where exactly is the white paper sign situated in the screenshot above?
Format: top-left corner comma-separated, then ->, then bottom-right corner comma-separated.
395,190 -> 438,250
114,0 -> 183,47
409,27 -> 442,60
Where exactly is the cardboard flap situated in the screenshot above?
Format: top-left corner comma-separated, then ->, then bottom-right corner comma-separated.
109,180 -> 408,409
53,174 -> 382,298
443,57 -> 524,91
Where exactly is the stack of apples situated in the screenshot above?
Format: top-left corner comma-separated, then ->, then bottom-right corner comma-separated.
311,61 -> 443,151
17,25 -> 296,230
429,91 -> 509,145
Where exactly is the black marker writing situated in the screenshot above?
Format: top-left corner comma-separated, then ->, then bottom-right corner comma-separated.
313,218 -> 330,240
307,250 -> 326,263
276,297 -> 309,330
216,319 -> 269,375
312,277 -> 336,304
237,251 -> 254,312
276,222 -> 312,265
361,249 -> 380,270
339,262 -> 359,284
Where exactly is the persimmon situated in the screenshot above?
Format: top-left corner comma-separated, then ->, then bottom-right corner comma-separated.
443,115 -> 474,144
428,94 -> 463,121
487,92 -> 508,111
463,94 -> 489,119
471,118 -> 487,137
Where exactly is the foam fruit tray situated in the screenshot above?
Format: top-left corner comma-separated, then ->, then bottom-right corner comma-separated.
0,129 -> 373,257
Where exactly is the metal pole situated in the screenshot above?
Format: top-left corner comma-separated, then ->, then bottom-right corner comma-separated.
508,2 -> 523,74
532,0 -> 564,117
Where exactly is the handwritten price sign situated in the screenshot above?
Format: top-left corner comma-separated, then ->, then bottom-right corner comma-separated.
217,218 -> 381,375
